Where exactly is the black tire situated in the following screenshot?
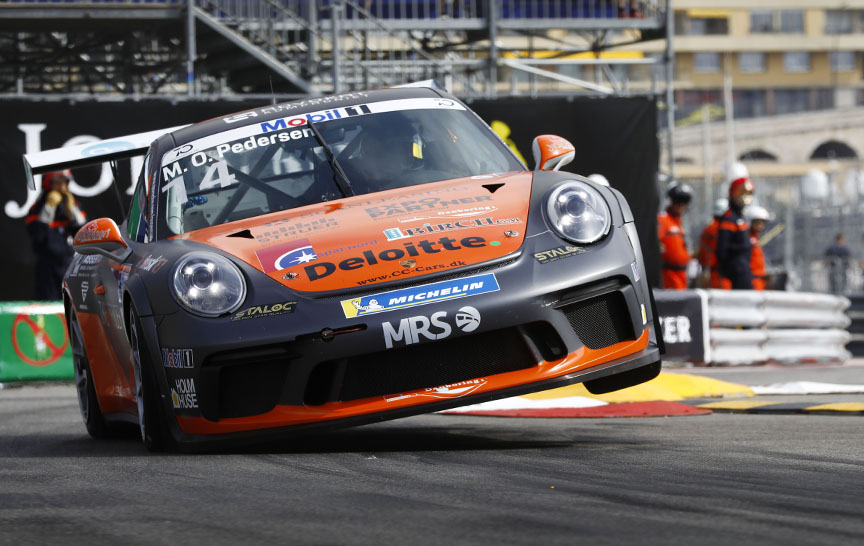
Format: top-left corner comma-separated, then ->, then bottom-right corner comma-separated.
129,308 -> 175,452
69,311 -> 112,439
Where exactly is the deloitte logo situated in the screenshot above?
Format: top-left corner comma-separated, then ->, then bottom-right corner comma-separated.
382,306 -> 481,349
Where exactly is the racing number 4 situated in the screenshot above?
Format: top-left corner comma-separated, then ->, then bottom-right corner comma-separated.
199,160 -> 237,190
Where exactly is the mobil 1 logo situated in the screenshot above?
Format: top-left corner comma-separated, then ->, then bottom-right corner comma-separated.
382,306 -> 481,349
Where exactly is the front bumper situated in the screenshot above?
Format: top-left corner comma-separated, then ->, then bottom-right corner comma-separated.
143,221 -> 660,446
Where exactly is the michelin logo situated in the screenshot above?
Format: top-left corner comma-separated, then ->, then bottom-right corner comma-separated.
340,273 -> 499,318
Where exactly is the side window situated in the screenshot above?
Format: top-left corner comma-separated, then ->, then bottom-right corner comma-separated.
126,152 -> 151,242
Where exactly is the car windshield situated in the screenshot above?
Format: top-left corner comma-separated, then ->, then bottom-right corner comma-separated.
157,97 -> 524,236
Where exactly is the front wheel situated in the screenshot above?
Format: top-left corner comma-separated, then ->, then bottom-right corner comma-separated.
69,310 -> 111,438
129,308 -> 175,452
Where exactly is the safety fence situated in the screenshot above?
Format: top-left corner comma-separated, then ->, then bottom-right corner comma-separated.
0,302 -> 72,382
656,289 -> 851,366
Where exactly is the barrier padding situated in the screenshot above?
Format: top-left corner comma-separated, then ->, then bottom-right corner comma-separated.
0,302 -> 73,382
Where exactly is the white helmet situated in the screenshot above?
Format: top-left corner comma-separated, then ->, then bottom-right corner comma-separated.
587,173 -> 610,187
745,205 -> 771,222
713,198 -> 728,217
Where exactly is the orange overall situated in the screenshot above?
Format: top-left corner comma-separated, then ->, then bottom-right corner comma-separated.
657,211 -> 690,289
750,233 -> 766,290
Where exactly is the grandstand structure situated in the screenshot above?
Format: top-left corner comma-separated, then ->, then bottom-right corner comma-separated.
0,0 -> 671,100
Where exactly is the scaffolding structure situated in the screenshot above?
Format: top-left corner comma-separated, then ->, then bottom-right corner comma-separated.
0,0 -> 673,167
0,0 -> 669,97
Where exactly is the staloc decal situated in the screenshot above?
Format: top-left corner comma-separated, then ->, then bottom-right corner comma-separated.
231,301 -> 297,321
341,273 -> 499,318
533,245 -> 586,264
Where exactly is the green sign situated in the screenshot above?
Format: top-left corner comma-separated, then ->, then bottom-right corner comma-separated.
0,302 -> 73,381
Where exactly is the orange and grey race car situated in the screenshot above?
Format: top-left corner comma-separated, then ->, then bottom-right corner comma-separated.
24,86 -> 663,451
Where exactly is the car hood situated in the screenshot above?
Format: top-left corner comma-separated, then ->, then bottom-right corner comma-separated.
172,172 -> 532,292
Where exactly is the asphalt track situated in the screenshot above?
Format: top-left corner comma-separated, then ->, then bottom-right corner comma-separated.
2,380 -> 863,546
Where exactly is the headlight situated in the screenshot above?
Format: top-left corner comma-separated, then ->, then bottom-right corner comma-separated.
546,181 -> 611,244
171,252 -> 246,317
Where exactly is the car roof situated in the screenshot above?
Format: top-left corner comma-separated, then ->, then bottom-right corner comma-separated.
171,86 -> 447,146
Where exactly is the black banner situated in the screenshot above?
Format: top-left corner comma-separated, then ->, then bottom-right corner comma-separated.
0,97 -> 659,301
654,289 -> 707,363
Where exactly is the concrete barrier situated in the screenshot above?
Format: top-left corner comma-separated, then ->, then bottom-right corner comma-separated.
656,289 -> 851,366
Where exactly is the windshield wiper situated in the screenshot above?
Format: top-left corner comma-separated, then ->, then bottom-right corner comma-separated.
306,119 -> 355,198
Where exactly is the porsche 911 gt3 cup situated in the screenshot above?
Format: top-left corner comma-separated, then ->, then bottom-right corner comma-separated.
24,86 -> 662,451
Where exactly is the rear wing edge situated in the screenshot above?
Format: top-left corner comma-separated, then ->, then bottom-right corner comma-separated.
24,124 -> 189,190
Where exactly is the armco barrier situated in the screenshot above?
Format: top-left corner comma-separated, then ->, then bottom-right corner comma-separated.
656,289 -> 851,366
0,302 -> 73,382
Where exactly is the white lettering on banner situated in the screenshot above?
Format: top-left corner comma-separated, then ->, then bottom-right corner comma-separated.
5,124 -> 45,218
5,124 -> 141,219
660,315 -> 692,344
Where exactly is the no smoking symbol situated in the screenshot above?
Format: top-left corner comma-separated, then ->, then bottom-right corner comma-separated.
12,313 -> 69,367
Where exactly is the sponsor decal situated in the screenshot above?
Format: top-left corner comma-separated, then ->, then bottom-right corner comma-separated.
305,236 -> 491,282
114,264 -> 131,302
533,245 -> 586,264
383,228 -> 409,241
231,301 -> 297,321
76,222 -> 110,243
259,104 -> 372,133
341,273 -> 499,318
397,205 -> 498,223
138,254 -> 168,273
69,254 -> 104,279
161,348 -> 194,369
356,260 -> 467,286
382,305 -> 481,349
316,239 -> 378,258
222,92 -> 371,123
384,378 -> 488,403
383,217 -> 521,241
81,140 -> 135,157
364,195 -> 492,219
631,261 -> 641,282
256,238 -> 318,273
171,378 -> 198,409
80,281 -> 89,302
256,216 -> 339,244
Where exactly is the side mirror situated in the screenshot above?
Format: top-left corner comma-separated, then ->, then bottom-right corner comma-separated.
532,135 -> 575,172
73,218 -> 131,262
